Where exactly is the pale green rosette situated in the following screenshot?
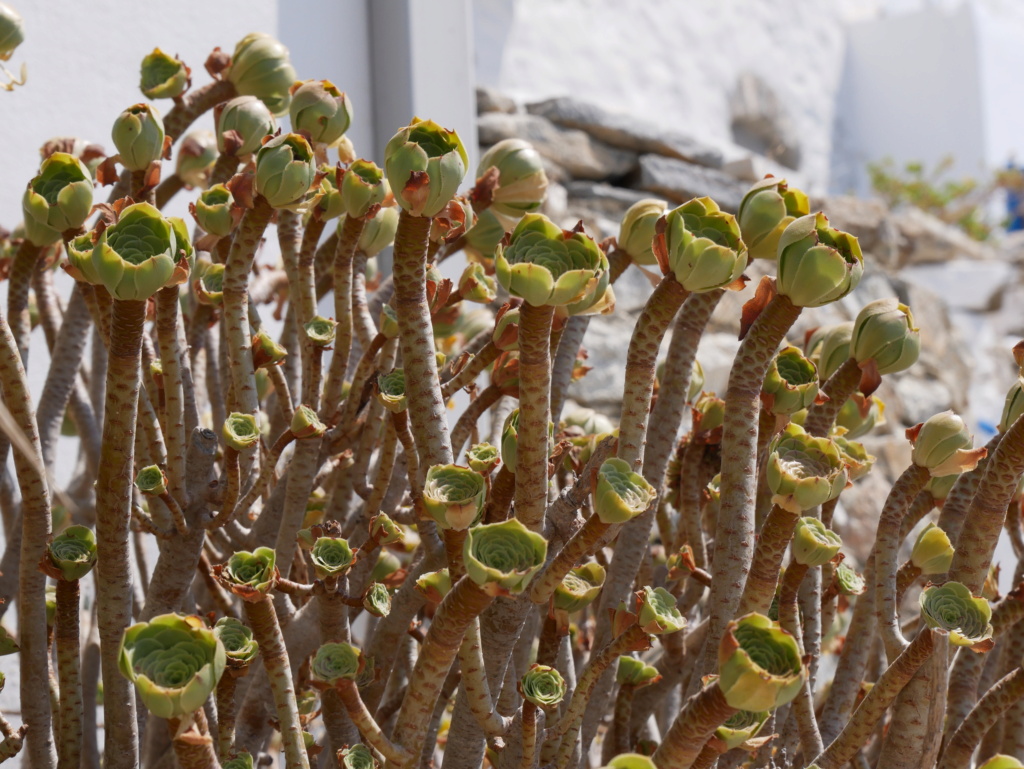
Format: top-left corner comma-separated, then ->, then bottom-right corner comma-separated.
356,205 -> 400,257
909,410 -> 985,478
835,394 -> 885,439
46,525 -> 97,581
118,613 -> 226,719
194,260 -> 226,306
193,184 -> 235,238
553,562 -> 606,613
213,617 -> 259,668
662,196 -> 747,291
341,159 -> 387,219
289,79 -> 352,145
222,412 -> 260,451
304,314 -> 337,347
616,656 -> 661,688
776,212 -> 863,308
807,322 -> 853,382
495,213 -> 608,307
736,175 -> 809,261
251,329 -> 287,369
384,118 -> 468,218
519,664 -> 566,710
464,207 -> 507,263
222,752 -> 254,769
501,408 -> 521,473
791,517 -> 842,567
134,465 -> 168,496
602,756 -> 657,769
310,642 -> 364,687
594,457 -> 658,524
376,369 -> 407,413
422,464 -> 486,531
369,513 -> 403,546
713,709 -> 771,751
563,407 -> 616,437
339,744 -> 378,769
465,442 -> 501,475
717,613 -> 805,711
463,519 -> 547,596
833,435 -> 875,481
112,103 -> 166,172
766,424 -> 847,514
215,96 -> 277,155
618,198 -> 666,266
415,568 -> 452,604
636,586 -> 686,634
458,262 -> 497,304
919,581 -> 994,650
254,133 -> 316,209
477,139 -> 549,223
139,48 -> 188,100
835,562 -> 866,596
762,345 -> 819,416
22,152 -> 94,246
291,405 -> 326,439
176,131 -> 218,189
217,547 -> 277,599
851,298 -> 920,376
226,33 -> 296,115
978,756 -> 1024,769
1000,378 -> 1024,432
911,523 -> 954,575
362,583 -> 391,618
310,537 -> 354,579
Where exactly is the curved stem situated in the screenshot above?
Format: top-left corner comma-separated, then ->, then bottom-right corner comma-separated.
738,504 -> 800,615
652,683 -> 736,769
939,666 -> 1024,769
323,215 -> 365,415
802,357 -> 861,437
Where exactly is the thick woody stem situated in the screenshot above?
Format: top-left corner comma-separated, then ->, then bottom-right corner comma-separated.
7,239 -> 42,366
162,79 -> 236,141
937,433 -> 1000,543
274,436 -> 323,578
778,562 -> 823,760
612,685 -> 635,755
516,302 -> 555,531
392,210 -> 453,470
483,466 -> 516,524
802,357 -> 862,437
737,504 -> 800,615
458,617 -> 510,737
351,250 -> 377,350
652,683 -> 736,769
155,285 -> 193,503
939,666 -> 1024,769
153,173 -> 185,209
215,672 -> 239,760
518,702 -> 539,769
167,712 -> 220,769
55,579 -> 83,769
323,215 -> 366,415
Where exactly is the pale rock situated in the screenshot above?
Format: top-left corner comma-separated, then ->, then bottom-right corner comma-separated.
476,85 -> 518,114
899,259 -> 1012,312
632,154 -> 747,212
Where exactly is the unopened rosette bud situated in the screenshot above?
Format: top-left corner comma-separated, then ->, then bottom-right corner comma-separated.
45,525 -> 97,581
911,523 -> 954,575
458,262 -> 497,304
465,442 -> 501,475
792,517 -> 842,567
251,329 -> 287,369
851,298 -> 920,376
139,48 -> 189,100
737,176 -> 809,261
255,133 -> 316,209
501,408 -> 521,473
362,583 -> 391,618
340,159 -> 387,219
908,410 -> 985,477
0,3 -> 24,62
1000,378 -> 1024,432
692,392 -> 725,436
226,33 -> 297,115
662,196 -> 747,291
495,213 -> 608,307
193,184 -> 236,237
135,465 -> 168,496
304,315 -> 337,348
378,303 -> 399,339
766,424 -> 847,514
776,213 -> 863,308
118,613 -> 226,719
369,513 -> 403,546
713,709 -> 772,752
834,562 -> 866,596
384,118 -> 468,218
806,322 -> 853,382
222,413 -> 260,451
213,617 -> 259,668
463,518 -> 547,596
289,80 -> 352,145
926,472 -> 958,504
636,585 -> 687,634
762,346 -> 820,416
553,562 -> 606,613
176,131 -> 217,189
291,405 -> 326,439
616,656 -> 661,688
833,435 -> 875,481
563,407 -> 616,437
339,744 -> 377,769
310,165 -> 345,220
310,537 -> 354,579
595,457 -> 658,524
835,394 -> 885,439
376,369 -> 407,413
355,205 -> 399,257
919,581 -> 994,650
22,152 -> 94,246
493,305 -> 520,352
476,139 -> 548,222
464,208 -> 507,263
717,613 -> 806,711
519,664 -> 566,710
216,547 -> 277,598
215,96 -> 276,156
310,642 -> 363,688
422,464 -> 486,530
415,569 -> 452,604
112,104 -> 166,172
618,199 -> 667,266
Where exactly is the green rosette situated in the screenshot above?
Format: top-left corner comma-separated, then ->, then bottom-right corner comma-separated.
736,175 -> 809,261
222,752 -> 255,769
222,412 -> 261,451
762,345 -> 819,416
835,394 -> 885,439
134,465 -> 168,496
458,262 -> 497,304
362,583 -> 392,618
776,212 -> 863,308
422,464 -> 486,531
791,517 -> 842,567
251,329 -> 287,369
618,199 -> 666,266
465,442 -> 501,475
477,138 -> 549,222
553,562 -> 606,613
304,314 -> 337,348
384,118 -> 468,218
176,131 -> 218,189
216,547 -> 277,600
492,305 -> 520,352
369,513 -> 403,546
371,550 -> 401,584
563,407 -> 616,437
834,562 -> 866,596
0,625 -> 17,656
833,435 -> 875,481
254,132 -> 316,209
851,298 -> 920,376
415,568 -> 452,604
310,642 -> 364,688
636,586 -> 686,634
226,33 -> 296,115
1000,378 -> 1024,432
193,184 -> 236,238
909,410 -> 985,478
215,96 -> 277,155
978,756 -> 1024,769
766,424 -> 847,514
112,103 -> 166,172
289,79 -> 352,145
601,756 -> 657,769
139,48 -> 189,100
717,613 -> 805,711
310,536 -> 354,579
519,664 -> 566,710
291,405 -> 326,439
463,519 -> 547,596
194,260 -> 226,306
919,581 -> 994,650
911,523 -> 954,575
340,159 -> 387,219
339,744 -> 378,769
356,205 -> 400,257
118,613 -> 226,719
594,457 -> 658,524
501,408 -> 521,473
713,708 -> 771,751
616,656 -> 661,688
22,152 -> 94,246
213,617 -> 259,668
45,524 -> 97,581
376,369 -> 407,414
806,322 -> 853,382
662,196 -> 747,292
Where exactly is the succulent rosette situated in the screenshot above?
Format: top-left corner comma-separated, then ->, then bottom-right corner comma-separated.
766,424 -> 847,514
222,412 -> 261,451
139,48 -> 189,100
762,346 -> 819,416
476,139 -> 548,222
553,562 -> 606,613
254,132 -> 316,209
289,80 -> 352,145
717,613 -> 806,711
135,465 -> 168,496
563,407 -> 616,437
909,410 -> 985,477
0,3 -> 24,61
304,315 -> 337,348
415,568 -> 452,603
806,322 -> 853,382
384,118 -> 468,218
1000,378 -> 1024,432
251,329 -> 287,369
791,517 -> 842,567
112,103 -> 166,172
213,617 -> 259,668
371,550 -> 401,584
176,131 -> 217,189
712,708 -> 772,751
463,518 -> 548,596
835,394 -> 885,439
736,175 -> 809,261
834,562 -> 866,596
45,524 -> 97,581
519,664 -> 566,710
226,33 -> 296,115
594,457 -> 658,524
493,305 -> 520,352
339,744 -> 378,769
833,435 -> 875,481
22,152 -> 94,246
190,260 -> 225,307
376,369 -> 407,413
850,298 -> 920,376
662,196 -> 747,291
465,442 -> 501,475
616,656 -> 661,688
355,205 -> 400,257
310,537 -> 354,579
776,212 -> 863,308
222,752 -> 255,769
602,755 -> 657,769
495,213 -> 608,308
636,585 -> 687,634
369,513 -> 403,546
911,523 -> 954,575
310,642 -> 364,688
193,184 -> 236,238
978,756 -> 1024,769
216,547 -> 277,599
215,96 -> 277,155
618,198 -> 667,266
919,581 -> 994,649
458,262 -> 497,304
422,464 -> 486,530
118,613 -> 226,719
340,159 -> 387,219
362,583 -> 391,618
291,405 -> 326,439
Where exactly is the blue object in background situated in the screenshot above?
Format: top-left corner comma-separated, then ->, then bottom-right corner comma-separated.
1007,160 -> 1024,232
